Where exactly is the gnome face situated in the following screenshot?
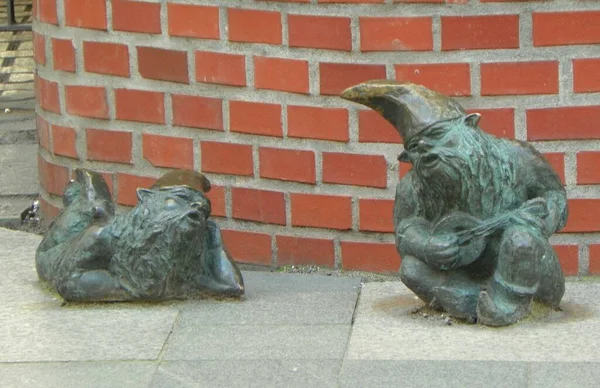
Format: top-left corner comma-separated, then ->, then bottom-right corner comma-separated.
407,122 -> 470,192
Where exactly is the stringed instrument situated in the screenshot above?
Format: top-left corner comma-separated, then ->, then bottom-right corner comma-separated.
432,201 -> 547,268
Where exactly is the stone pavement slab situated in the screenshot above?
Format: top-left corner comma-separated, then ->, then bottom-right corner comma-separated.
151,360 -> 341,388
0,362 -> 157,388
339,360 -> 529,388
0,143 -> 38,195
163,324 -> 351,361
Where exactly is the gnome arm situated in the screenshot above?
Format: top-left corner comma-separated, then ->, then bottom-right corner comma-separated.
519,147 -> 568,237
393,175 -> 460,269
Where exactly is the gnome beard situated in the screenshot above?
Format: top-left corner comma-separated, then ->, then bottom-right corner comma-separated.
408,123 -> 518,223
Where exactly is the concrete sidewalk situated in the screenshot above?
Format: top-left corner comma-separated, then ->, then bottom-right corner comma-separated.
1,227 -> 599,388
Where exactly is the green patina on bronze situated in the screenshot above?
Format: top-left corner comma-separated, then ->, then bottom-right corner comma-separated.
35,169 -> 244,302
342,80 -> 568,327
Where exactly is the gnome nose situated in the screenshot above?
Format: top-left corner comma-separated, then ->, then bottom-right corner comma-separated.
418,139 -> 434,152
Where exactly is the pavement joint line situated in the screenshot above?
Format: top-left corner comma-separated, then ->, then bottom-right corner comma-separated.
156,311 -> 182,363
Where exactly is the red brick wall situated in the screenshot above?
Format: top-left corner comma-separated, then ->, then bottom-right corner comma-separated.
33,0 -> 600,276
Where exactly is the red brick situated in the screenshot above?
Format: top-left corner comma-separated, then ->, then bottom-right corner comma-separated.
527,106 -> 600,141
395,0 -> 467,2
201,141 -> 254,177
195,51 -> 246,87
288,15 -> 351,51
276,235 -> 335,267
287,105 -> 349,142
167,4 -> 220,40
51,125 -> 77,159
64,0 -> 106,30
137,47 -> 188,83
589,245 -> 600,275
358,110 -> 402,143
33,32 -> 45,65
38,0 -> 58,24
112,0 -> 161,34
553,245 -> 579,276
359,199 -> 394,233
399,162 -> 413,178
227,8 -> 282,44
52,38 -> 75,72
206,185 -> 226,217
231,188 -> 286,225
320,63 -> 387,96
38,156 -> 70,196
35,77 -> 60,113
577,152 -> 600,185
360,17 -> 433,52
322,0 -> 385,2
142,134 -> 194,170
65,85 -> 109,119
573,58 -> 600,93
116,173 -> 157,206
322,152 -> 388,188
442,15 -> 519,50
562,199 -> 600,233
542,153 -> 565,185
39,197 -> 60,221
395,63 -> 470,96
83,41 -> 129,77
467,108 -> 515,139
259,147 -> 316,184
533,11 -> 600,47
37,115 -> 50,151
291,193 -> 352,230
86,128 -> 133,164
480,61 -> 558,96
221,230 -> 272,266
341,241 -> 400,272
229,101 -> 282,137
172,95 -> 223,131
115,89 -> 165,124
254,56 -> 309,94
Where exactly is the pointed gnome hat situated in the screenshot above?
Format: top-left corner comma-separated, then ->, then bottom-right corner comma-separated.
340,80 -> 467,143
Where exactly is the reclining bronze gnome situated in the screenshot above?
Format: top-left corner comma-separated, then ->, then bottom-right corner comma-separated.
342,80 -> 568,326
36,169 -> 244,302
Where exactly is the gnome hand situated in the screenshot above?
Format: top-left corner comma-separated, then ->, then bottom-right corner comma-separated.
424,233 -> 460,269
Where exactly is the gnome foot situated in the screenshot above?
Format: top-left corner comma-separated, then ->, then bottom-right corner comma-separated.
476,286 -> 534,327
433,286 -> 478,321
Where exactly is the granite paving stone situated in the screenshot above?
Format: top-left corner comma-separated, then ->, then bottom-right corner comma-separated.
151,360 -> 341,388
163,324 -> 352,361
0,362 -> 158,388
339,360 -> 529,388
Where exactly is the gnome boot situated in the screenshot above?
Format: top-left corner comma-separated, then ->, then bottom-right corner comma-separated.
477,227 -> 544,326
476,277 -> 536,327
433,285 -> 478,321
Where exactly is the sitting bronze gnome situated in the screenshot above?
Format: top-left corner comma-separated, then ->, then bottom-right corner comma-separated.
36,169 -> 244,302
342,80 -> 568,326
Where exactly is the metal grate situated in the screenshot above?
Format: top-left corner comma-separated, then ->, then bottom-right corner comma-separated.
0,0 -> 32,31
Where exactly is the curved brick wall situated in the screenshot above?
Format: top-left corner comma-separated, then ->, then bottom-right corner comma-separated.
33,0 -> 600,275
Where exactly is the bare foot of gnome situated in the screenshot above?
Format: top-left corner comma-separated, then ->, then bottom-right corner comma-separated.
342,80 -> 568,326
36,169 -> 244,302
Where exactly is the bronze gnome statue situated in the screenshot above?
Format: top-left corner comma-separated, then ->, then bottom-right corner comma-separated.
342,80 -> 568,326
36,169 -> 244,302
